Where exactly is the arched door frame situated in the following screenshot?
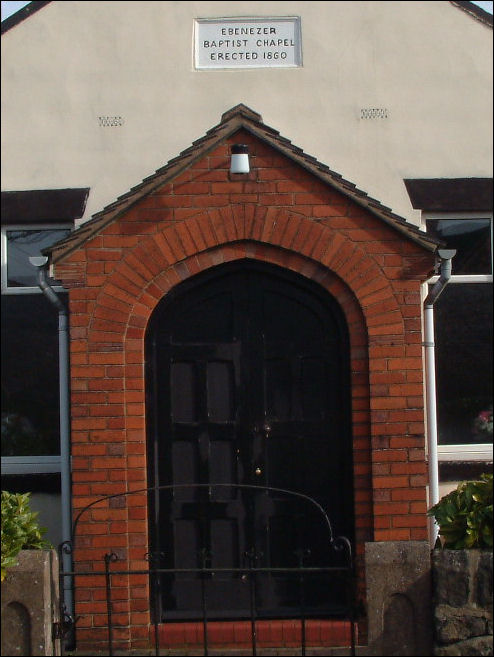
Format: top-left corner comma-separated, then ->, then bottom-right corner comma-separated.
145,258 -> 356,620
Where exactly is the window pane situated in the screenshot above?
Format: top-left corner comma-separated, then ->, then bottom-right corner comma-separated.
434,284 -> 493,445
426,219 -> 492,275
1,294 -> 65,456
7,229 -> 70,287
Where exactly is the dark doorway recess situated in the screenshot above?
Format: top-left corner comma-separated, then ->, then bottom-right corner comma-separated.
146,260 -> 354,621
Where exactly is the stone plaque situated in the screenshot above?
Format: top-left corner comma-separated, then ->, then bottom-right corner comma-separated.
194,17 -> 302,69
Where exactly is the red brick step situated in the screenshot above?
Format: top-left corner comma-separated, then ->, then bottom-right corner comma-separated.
158,619 -> 357,649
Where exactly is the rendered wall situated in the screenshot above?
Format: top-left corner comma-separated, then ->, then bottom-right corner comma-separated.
1,1 -> 492,224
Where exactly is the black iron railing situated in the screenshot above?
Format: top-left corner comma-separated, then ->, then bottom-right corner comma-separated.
58,484 -> 357,656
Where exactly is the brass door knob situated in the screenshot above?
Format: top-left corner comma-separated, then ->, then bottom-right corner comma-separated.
255,467 -> 262,476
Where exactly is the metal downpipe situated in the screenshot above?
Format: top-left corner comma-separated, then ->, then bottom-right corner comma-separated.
33,262 -> 74,635
423,249 -> 456,544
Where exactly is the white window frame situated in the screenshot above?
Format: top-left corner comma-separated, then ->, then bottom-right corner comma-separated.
1,223 -> 71,294
423,211 -> 493,462
1,456 -> 63,475
1,223 -> 71,474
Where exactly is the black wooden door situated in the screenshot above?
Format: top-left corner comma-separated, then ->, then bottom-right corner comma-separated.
146,261 -> 353,620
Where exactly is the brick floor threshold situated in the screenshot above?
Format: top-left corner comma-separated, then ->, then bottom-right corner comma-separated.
68,620 -> 367,656
158,619 -> 356,649
68,648 -> 370,656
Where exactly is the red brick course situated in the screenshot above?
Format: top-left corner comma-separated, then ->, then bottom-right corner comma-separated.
54,130 -> 434,650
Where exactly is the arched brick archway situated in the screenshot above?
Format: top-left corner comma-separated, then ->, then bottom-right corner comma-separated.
90,207 -> 401,379
93,206 -> 401,339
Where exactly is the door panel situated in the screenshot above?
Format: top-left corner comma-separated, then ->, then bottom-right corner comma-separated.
146,261 -> 353,620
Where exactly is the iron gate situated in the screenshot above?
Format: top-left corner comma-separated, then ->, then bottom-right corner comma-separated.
57,484 -> 357,656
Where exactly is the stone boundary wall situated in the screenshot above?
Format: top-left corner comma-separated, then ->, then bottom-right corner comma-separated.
433,549 -> 493,656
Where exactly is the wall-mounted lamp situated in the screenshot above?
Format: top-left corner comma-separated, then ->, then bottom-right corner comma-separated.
230,144 -> 250,174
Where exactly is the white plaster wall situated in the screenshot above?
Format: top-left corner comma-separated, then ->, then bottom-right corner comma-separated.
1,1 -> 492,224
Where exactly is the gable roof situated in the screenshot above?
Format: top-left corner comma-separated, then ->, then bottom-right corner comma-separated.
450,1 -> 494,26
48,104 -> 440,264
1,1 -> 50,35
2,1 -> 492,35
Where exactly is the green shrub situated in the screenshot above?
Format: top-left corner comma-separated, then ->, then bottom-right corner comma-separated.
428,473 -> 493,549
1,490 -> 52,581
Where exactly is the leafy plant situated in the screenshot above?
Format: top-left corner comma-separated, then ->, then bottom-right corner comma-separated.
1,490 -> 52,581
428,473 -> 493,549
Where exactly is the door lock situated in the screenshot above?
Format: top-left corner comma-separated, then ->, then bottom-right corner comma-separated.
252,423 -> 271,437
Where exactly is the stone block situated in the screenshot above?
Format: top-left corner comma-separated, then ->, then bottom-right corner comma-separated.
434,635 -> 493,656
476,551 -> 493,609
365,541 -> 433,656
435,605 -> 490,644
432,549 -> 493,656
1,549 -> 60,656
432,549 -> 470,607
